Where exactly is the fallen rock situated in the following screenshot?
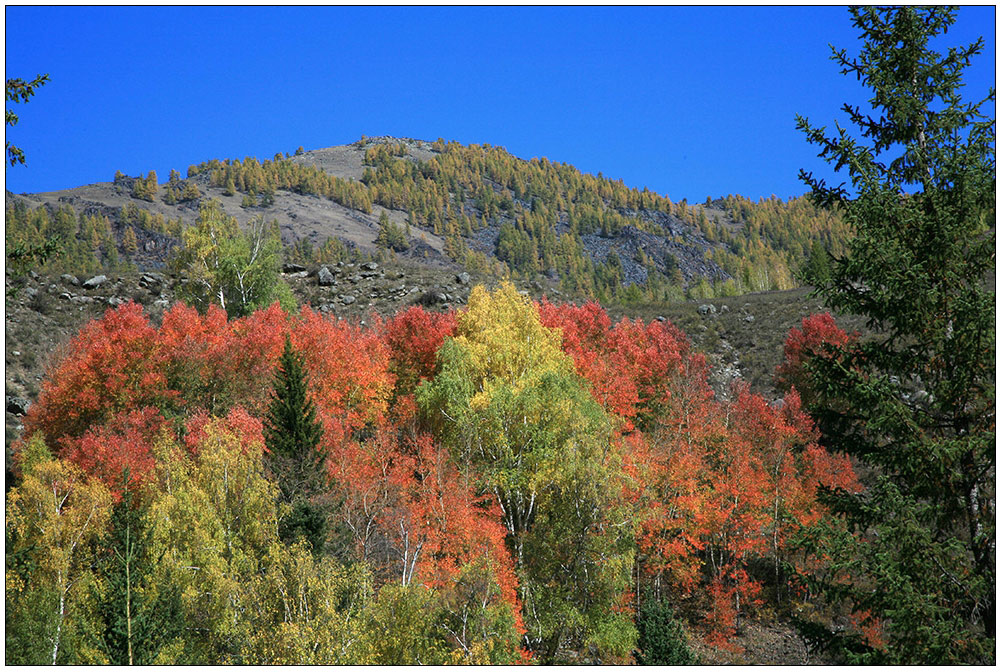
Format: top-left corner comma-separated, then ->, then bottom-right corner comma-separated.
698,304 -> 717,316
6,395 -> 30,416
60,274 -> 80,286
139,273 -> 163,288
361,261 -> 379,271
317,266 -> 336,286
456,272 -> 471,285
82,274 -> 108,289
283,263 -> 307,274
339,294 -> 357,305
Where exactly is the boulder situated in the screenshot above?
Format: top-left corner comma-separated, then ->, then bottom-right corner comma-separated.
339,294 -> 357,305
317,266 -> 336,286
698,304 -> 717,315
82,274 -> 108,289
361,261 -> 379,271
6,395 -> 30,416
456,272 -> 471,285
139,273 -> 163,289
60,274 -> 80,287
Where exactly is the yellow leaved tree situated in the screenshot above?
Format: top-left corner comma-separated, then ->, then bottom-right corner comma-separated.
417,282 -> 637,663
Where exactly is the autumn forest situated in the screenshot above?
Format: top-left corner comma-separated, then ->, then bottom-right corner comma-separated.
7,283 -> 861,664
4,5 -> 995,667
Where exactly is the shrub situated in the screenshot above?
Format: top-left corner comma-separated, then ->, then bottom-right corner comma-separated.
634,594 -> 697,665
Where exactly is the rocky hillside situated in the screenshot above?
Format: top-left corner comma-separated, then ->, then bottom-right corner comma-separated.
6,135 -> 861,478
7,136 -> 850,304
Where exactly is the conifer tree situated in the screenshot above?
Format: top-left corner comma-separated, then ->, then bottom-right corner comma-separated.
263,337 -> 327,550
634,593 -> 697,665
180,180 -> 200,202
795,6 -> 995,664
122,226 -> 139,256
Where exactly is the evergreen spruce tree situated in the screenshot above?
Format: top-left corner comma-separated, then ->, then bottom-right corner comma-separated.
264,337 -> 327,551
795,7 -> 994,664
633,593 -> 697,665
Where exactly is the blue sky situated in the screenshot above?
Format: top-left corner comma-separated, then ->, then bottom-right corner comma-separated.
4,6 -> 995,202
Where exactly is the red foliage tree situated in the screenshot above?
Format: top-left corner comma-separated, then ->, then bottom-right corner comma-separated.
60,406 -> 168,495
775,312 -> 852,403
290,307 -> 394,448
157,301 -> 288,416
538,299 -> 695,431
24,302 -> 170,447
382,305 -> 456,398
183,406 -> 265,457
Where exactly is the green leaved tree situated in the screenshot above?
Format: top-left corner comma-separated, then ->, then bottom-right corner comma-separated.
794,6 -> 995,664
170,200 -> 295,318
94,470 -> 186,665
417,282 -> 636,663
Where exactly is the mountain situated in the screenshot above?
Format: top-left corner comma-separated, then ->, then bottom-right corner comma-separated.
5,136 -> 851,303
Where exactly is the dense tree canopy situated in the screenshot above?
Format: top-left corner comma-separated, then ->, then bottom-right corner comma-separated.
8,284 -> 867,663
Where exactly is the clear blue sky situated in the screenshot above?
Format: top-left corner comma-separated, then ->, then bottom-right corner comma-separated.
4,6 -> 995,202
